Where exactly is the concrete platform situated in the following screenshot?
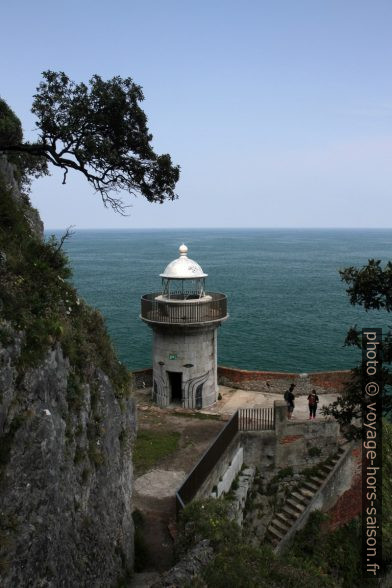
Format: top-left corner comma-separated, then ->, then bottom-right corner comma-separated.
200,386 -> 338,421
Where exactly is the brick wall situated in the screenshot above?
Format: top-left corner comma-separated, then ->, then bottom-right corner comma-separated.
133,365 -> 352,394
218,366 -> 351,395
218,366 -> 298,384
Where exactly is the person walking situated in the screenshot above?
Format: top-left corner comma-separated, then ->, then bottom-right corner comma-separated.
284,383 -> 296,419
308,389 -> 319,420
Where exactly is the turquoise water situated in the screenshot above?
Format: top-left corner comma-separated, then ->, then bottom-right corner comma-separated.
50,228 -> 392,373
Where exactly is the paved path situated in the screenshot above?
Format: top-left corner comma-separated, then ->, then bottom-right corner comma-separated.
201,386 -> 338,421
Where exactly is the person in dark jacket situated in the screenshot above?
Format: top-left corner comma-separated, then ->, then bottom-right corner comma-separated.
307,389 -> 319,420
284,383 -> 296,419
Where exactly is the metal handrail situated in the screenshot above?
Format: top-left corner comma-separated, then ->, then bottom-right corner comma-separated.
175,406 -> 276,515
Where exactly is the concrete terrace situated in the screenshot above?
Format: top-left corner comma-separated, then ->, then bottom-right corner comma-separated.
199,385 -> 338,421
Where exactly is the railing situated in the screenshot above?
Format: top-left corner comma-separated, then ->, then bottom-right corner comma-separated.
176,411 -> 239,513
239,407 -> 274,431
141,292 -> 227,325
176,407 -> 275,514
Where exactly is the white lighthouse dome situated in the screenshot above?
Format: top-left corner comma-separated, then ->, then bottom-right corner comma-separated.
160,244 -> 208,279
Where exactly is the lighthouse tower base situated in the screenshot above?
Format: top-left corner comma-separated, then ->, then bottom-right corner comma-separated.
151,324 -> 219,409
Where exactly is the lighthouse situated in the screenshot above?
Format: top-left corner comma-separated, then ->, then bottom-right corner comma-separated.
140,244 -> 228,409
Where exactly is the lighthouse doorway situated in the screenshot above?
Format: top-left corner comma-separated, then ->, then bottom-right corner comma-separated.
168,371 -> 182,403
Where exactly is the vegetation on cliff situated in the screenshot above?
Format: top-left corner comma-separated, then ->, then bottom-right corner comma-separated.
0,106 -> 135,585
0,172 -> 130,400
177,500 -> 377,587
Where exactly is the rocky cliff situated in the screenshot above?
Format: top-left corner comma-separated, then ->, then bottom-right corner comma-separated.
0,156 -> 136,587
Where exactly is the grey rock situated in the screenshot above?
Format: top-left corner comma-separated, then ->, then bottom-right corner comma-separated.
0,338 -> 136,587
153,540 -> 212,587
0,160 -> 136,587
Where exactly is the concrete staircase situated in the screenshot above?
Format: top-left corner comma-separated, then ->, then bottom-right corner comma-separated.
266,446 -> 345,549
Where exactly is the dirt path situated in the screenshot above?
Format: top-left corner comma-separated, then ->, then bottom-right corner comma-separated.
133,402 -> 225,571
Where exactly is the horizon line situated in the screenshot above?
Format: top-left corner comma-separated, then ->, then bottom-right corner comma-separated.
44,226 -> 392,231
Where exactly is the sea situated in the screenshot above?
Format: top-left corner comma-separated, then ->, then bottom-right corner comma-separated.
47,228 -> 392,373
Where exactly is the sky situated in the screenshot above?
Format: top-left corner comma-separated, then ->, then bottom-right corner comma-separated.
1,0 -> 392,229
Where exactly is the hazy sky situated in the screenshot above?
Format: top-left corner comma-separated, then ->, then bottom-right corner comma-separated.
1,1 -> 392,228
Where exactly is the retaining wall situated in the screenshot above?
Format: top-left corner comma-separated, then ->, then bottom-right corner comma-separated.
218,366 -> 351,395
194,435 -> 241,500
324,444 -> 362,530
133,365 -> 352,395
276,440 -> 361,554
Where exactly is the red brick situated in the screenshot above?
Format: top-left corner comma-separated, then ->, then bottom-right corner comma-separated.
280,435 -> 303,444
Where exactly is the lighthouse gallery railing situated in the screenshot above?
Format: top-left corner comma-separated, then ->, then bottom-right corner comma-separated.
140,292 -> 227,324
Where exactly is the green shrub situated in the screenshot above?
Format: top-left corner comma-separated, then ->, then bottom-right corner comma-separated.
88,443 -> 104,467
288,511 -> 371,587
308,446 -> 322,458
179,500 -> 333,588
266,466 -> 294,494
382,420 -> 392,566
67,373 -> 85,413
277,466 -> 294,479
177,499 -> 240,554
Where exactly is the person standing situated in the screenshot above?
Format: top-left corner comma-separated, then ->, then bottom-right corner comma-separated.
307,389 -> 319,420
284,383 -> 296,419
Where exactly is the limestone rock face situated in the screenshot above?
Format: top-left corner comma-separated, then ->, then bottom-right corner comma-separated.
0,159 -> 136,587
0,338 -> 135,588
0,340 -> 136,587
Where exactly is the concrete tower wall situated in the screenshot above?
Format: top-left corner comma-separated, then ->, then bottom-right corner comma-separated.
152,325 -> 218,408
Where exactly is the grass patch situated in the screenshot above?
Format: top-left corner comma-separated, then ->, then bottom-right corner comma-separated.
133,429 -> 181,473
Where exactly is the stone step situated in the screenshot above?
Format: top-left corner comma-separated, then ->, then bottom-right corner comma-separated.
286,498 -> 306,513
267,525 -> 284,543
309,476 -> 324,486
266,531 -> 280,547
282,504 -> 301,520
298,487 -> 314,499
320,464 -> 333,473
275,512 -> 293,527
302,481 -> 318,493
271,516 -> 290,534
292,491 -> 309,505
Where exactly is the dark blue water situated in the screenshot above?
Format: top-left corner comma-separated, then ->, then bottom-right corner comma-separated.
49,229 -> 392,372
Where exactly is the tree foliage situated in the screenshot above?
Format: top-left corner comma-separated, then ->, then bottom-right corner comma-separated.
340,259 -> 392,312
322,260 -> 392,437
0,71 -> 180,212
0,99 -> 48,191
